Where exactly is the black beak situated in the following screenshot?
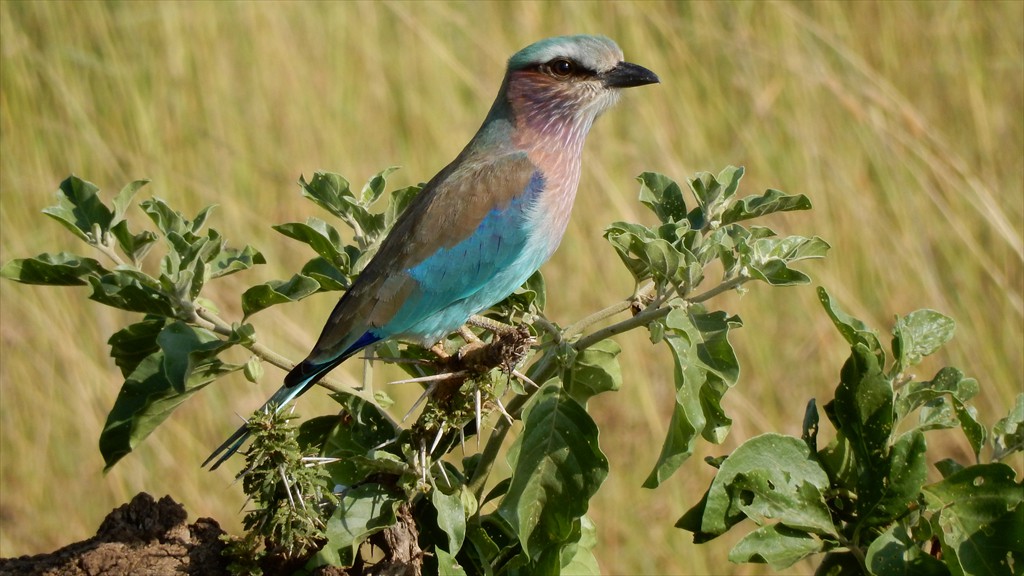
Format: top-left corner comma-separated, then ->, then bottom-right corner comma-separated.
603,61 -> 660,88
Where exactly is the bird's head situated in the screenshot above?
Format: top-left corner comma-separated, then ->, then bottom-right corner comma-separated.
498,35 -> 659,145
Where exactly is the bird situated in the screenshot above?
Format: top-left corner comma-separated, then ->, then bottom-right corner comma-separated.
205,34 -> 658,469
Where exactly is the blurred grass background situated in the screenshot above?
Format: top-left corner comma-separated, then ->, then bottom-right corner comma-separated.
1,2 -> 1020,574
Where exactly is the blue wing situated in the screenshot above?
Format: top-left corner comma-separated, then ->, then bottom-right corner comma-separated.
206,149 -> 543,469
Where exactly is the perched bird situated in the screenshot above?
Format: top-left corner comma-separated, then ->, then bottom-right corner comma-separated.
205,35 -> 658,469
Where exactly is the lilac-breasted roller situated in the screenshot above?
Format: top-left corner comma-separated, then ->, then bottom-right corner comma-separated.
205,35 -> 658,469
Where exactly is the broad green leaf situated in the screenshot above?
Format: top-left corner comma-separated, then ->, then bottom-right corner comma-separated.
567,340 -> 621,405
721,188 -> 812,224
360,166 -> 400,205
923,463 -> 1024,576
728,523 -> 828,571
603,222 -> 657,282
498,383 -> 608,559
690,310 -> 741,387
298,171 -> 354,221
109,221 -> 157,263
301,257 -> 350,292
683,434 -> 832,538
644,307 -> 738,487
207,244 -> 265,279
156,321 -> 236,393
559,515 -> 600,576
385,184 -> 421,228
688,166 -> 744,226
858,430 -> 927,528
317,484 -> 402,567
107,318 -> 168,378
139,197 -> 188,236
831,343 -> 894,461
637,172 -> 688,224
896,368 -> 984,459
241,273 -> 320,317
892,309 -> 956,373
643,332 -> 705,489
436,547 -> 469,576
710,434 -> 832,535
896,367 -> 979,420
747,259 -> 812,286
322,395 -> 402,486
992,394 -> 1024,461
751,235 -> 831,263
865,521 -> 948,576
731,470 -> 837,535
273,219 -> 348,267
643,238 -> 682,284
87,273 -> 177,316
434,487 -> 469,555
110,179 -> 150,227
99,323 -> 242,469
1,252 -> 110,286
817,287 -> 885,364
42,176 -> 112,242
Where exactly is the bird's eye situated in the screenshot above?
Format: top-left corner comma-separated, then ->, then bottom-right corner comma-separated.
547,59 -> 575,78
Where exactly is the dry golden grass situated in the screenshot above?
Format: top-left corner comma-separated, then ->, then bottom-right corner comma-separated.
1,2 -> 1020,574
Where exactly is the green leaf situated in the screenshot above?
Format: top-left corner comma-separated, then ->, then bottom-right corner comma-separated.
923,463 -> 1024,576
385,184 -> 421,228
1,252 -> 110,286
360,166 -> 400,205
436,547 -> 469,576
139,197 -> 188,236
643,332 -> 705,488
688,166 -> 744,226
301,257 -> 350,292
892,309 -> 956,373
100,322 -> 242,469
865,521 -> 949,576
110,179 -> 150,227
602,222 -> 657,282
643,238 -> 682,284
241,274 -> 320,317
817,287 -> 885,364
299,171 -> 385,242
321,395 -> 402,486
273,219 -> 348,267
858,430 -> 927,528
637,172 -> 688,224
155,321 -> 235,393
434,487 -> 470,555
728,523 -> 829,571
207,244 -> 265,279
299,172 -> 353,220
498,383 -> 608,559
42,176 -> 112,242
896,368 -> 984,459
644,307 -> 739,488
752,235 -> 831,263
682,433 -> 833,538
992,394 -> 1024,461
556,516 -> 600,576
109,221 -> 157,263
87,273 -> 177,316
317,484 -> 402,567
107,318 -> 168,378
721,188 -> 812,224
567,340 -> 621,405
